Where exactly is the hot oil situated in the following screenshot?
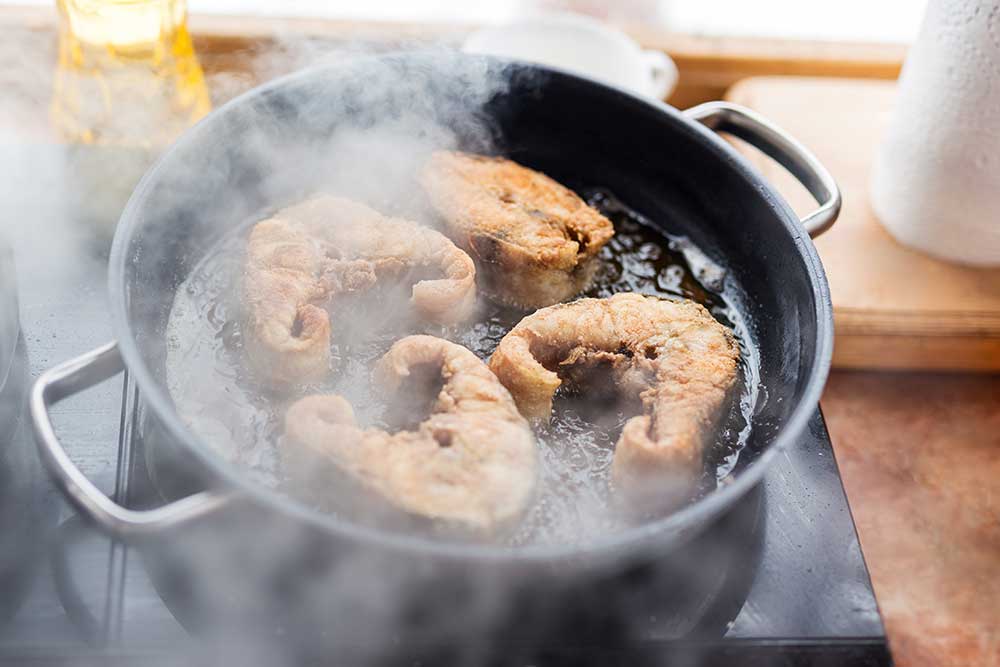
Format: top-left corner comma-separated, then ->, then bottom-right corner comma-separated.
165,189 -> 758,547
583,189 -> 758,489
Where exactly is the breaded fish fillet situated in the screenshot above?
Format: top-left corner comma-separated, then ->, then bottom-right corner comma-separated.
488,293 -> 739,514
283,335 -> 537,535
420,151 -> 614,308
244,196 -> 476,388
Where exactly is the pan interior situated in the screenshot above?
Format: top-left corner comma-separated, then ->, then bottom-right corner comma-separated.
113,54 -> 827,554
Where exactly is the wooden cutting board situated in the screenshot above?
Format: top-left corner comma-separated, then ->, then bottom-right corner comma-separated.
726,76 -> 1000,371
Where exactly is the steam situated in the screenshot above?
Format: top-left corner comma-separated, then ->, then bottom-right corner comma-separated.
154,46 -> 547,664
0,30 -> 89,293
162,48 -> 514,472
1,22 -> 760,665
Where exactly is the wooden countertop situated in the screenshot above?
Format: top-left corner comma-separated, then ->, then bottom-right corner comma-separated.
727,77 -> 1000,372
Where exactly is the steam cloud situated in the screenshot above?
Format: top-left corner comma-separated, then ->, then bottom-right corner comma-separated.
1,23 -> 755,666
146,41 -> 551,666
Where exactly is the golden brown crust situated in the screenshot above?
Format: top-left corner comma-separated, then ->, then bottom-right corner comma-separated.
243,196 -> 476,388
283,336 -> 537,535
420,151 -> 614,308
488,293 -> 740,514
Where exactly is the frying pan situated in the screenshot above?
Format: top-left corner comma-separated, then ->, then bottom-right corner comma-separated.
30,53 -> 838,658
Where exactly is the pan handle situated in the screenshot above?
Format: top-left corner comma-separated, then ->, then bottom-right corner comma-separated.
684,101 -> 841,238
30,341 -> 230,538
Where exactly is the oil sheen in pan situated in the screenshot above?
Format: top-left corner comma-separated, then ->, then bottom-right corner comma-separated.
165,189 -> 760,546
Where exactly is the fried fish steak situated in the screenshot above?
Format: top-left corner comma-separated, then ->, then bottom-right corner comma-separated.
420,151 -> 614,309
488,293 -> 739,515
283,335 -> 537,536
243,196 -> 476,388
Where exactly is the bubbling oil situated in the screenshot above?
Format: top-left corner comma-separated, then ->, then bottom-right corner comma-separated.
165,189 -> 758,546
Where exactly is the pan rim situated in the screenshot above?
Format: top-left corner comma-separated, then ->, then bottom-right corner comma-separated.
108,52 -> 833,566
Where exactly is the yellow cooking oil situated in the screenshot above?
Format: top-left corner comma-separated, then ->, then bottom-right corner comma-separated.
52,0 -> 210,146
51,0 -> 211,235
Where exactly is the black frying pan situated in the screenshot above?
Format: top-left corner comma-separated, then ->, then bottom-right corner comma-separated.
31,53 -> 838,660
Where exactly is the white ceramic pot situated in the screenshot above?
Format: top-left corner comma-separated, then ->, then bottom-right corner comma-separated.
870,0 -> 1000,266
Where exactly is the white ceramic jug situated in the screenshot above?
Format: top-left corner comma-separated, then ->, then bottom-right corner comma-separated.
871,0 -> 1000,266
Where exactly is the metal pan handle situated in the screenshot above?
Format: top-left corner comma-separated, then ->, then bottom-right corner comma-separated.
684,101 -> 842,238
30,341 -> 229,538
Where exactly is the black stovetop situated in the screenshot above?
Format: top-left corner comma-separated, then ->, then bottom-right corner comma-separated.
0,142 -> 891,666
